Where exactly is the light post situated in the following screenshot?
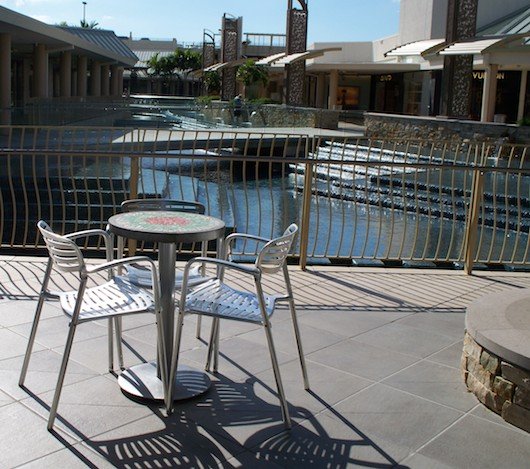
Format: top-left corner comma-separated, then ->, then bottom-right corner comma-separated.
82,1 -> 87,24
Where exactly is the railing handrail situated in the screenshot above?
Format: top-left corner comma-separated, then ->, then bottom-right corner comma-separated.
1,126 -> 529,273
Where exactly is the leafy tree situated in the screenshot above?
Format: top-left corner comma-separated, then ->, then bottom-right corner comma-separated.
236,59 -> 269,88
203,70 -> 221,94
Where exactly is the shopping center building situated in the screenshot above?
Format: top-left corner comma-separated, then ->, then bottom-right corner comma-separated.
299,0 -> 530,123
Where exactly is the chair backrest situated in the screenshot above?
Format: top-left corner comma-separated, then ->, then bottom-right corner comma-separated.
256,224 -> 298,274
121,199 -> 205,215
37,220 -> 85,274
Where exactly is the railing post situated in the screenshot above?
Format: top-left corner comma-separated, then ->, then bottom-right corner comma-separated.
127,154 -> 140,256
299,137 -> 313,270
464,168 -> 484,275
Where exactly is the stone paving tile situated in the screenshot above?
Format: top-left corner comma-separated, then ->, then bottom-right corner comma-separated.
299,308 -> 412,339
0,349 -> 97,400
245,414 -> 406,468
11,315 -> 108,350
253,359 -> 373,415
0,328 -> 44,361
181,335 -> 295,380
17,442 -> 116,468
22,375 -> 155,440
64,334 -> 158,374
0,299 -> 62,328
308,338 -> 419,381
352,321 -> 458,359
238,321 -> 345,356
410,414 -> 530,468
394,310 -> 466,341
88,412 -> 247,468
324,384 -> 463,463
427,341 -> 465,369
0,388 -> 14,407
0,261 -> 528,467
382,359 -> 478,412
0,402 -> 77,467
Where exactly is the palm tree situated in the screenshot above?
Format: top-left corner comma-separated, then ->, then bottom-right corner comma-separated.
80,19 -> 99,29
172,48 -> 202,96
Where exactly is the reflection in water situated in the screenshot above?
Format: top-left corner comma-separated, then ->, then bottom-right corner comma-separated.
157,169 -> 528,264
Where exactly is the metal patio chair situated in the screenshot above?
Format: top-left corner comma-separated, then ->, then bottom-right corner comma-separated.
19,220 -> 164,430
167,223 -> 310,428
116,198 -> 209,338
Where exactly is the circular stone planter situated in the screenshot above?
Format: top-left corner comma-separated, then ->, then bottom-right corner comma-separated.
462,289 -> 530,433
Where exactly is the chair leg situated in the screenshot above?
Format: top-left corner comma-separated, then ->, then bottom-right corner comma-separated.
205,317 -> 218,371
19,260 -> 53,387
108,318 -> 114,371
288,298 -> 310,390
213,318 -> 220,372
195,315 -> 202,339
47,320 -> 78,430
196,240 -> 208,339
206,317 -> 220,372
19,293 -> 47,386
115,317 -> 124,369
263,322 -> 291,429
166,308 -> 185,414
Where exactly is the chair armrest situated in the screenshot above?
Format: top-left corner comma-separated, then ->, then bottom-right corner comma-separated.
87,256 -> 161,311
86,255 -> 157,275
185,256 -> 260,278
65,229 -> 113,261
64,228 -> 111,243
224,233 -> 271,258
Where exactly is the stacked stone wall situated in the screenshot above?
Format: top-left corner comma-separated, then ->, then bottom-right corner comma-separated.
462,332 -> 530,432
365,113 -> 530,144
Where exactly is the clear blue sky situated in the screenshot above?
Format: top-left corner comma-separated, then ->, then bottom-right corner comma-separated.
1,0 -> 401,44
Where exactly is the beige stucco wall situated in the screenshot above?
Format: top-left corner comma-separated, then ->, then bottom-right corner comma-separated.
308,42 -> 374,64
399,0 -> 530,45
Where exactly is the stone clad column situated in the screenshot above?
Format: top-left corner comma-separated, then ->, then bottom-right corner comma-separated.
60,51 -> 72,98
90,60 -> 101,97
285,0 -> 308,106
0,33 -> 11,125
33,44 -> 49,98
440,0 -> 478,118
77,55 -> 88,97
101,64 -> 110,96
220,15 -> 242,101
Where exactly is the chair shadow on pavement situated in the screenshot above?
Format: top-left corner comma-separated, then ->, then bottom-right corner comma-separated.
42,358 -> 407,468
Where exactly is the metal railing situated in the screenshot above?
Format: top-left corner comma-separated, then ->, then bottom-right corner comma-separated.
1,126 -> 529,273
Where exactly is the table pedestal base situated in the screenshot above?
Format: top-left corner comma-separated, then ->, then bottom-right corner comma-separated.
118,362 -> 211,401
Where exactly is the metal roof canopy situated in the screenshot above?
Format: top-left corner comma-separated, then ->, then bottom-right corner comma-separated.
439,33 -> 530,55
255,52 -> 287,65
0,6 -> 136,67
271,47 -> 342,67
203,58 -> 247,72
385,39 -> 446,57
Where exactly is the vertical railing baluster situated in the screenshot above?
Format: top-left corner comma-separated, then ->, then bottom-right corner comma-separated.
464,143 -> 486,274
299,136 -> 313,270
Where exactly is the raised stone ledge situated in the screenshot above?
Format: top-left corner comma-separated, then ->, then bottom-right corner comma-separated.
462,288 -> 530,433
365,113 -> 530,144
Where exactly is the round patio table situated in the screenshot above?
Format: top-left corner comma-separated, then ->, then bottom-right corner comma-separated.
108,210 -> 225,402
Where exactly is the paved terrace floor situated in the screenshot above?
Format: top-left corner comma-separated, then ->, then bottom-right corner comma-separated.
0,257 -> 529,468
